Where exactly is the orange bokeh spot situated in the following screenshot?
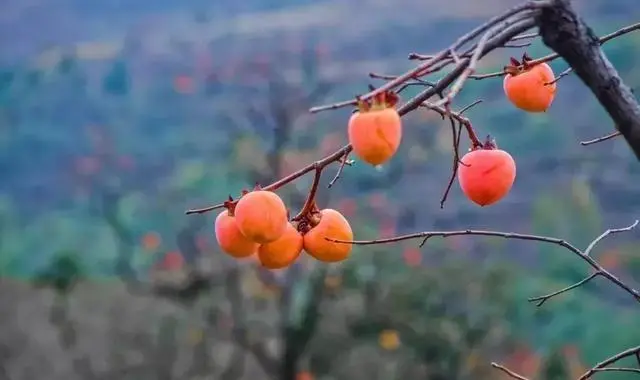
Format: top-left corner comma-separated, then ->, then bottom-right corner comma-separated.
403,247 -> 422,267
161,251 -> 184,270
141,231 -> 162,251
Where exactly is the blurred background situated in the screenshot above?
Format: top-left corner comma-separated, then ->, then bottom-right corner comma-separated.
0,0 -> 639,379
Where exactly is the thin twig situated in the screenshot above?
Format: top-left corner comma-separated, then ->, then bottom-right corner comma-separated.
327,220 -> 640,303
185,146 -> 353,214
458,99 -> 483,115
491,363 -> 531,380
433,25 -> 496,107
309,1 -> 546,113
545,67 -> 573,85
328,153 -> 352,188
580,131 -> 622,146
592,368 -> 640,374
528,272 -> 599,306
472,22 -> 640,80
440,117 -> 462,208
578,346 -> 640,380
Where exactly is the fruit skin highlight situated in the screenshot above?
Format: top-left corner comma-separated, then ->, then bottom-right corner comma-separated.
234,190 -> 289,244
503,53 -> 556,113
258,223 -> 303,269
457,137 -> 516,207
303,208 -> 353,262
215,209 -> 259,258
348,91 -> 403,166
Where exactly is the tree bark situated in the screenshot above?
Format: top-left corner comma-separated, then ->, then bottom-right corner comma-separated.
536,0 -> 640,160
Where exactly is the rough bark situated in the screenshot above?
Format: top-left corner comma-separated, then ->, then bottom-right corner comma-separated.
537,0 -> 640,160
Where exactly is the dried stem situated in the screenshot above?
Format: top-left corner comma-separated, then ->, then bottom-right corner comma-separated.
292,166 -> 323,220
580,131 -> 622,146
327,220 -> 640,303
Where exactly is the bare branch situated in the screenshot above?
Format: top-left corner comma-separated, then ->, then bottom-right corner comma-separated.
545,67 -> 573,85
471,21 -> 640,80
580,131 -> 622,146
528,272 -> 599,307
185,145 -> 352,215
328,220 -> 640,303
592,368 -> 640,374
578,346 -> 640,380
309,1 -> 546,113
328,152 -> 353,188
491,362 -> 531,380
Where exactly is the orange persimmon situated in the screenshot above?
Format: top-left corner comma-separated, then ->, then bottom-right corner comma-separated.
348,91 -> 402,166
503,53 -> 556,113
215,209 -> 259,258
457,137 -> 516,207
303,209 -> 353,262
234,190 -> 288,243
258,223 -> 303,269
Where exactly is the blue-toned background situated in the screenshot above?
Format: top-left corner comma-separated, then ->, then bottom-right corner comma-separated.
0,0 -> 639,379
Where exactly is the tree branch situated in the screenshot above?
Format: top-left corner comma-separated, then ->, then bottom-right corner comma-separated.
536,0 -> 640,159
578,346 -> 640,380
328,220 -> 640,304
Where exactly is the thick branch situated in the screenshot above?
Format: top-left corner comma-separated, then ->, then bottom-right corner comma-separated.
536,0 -> 640,159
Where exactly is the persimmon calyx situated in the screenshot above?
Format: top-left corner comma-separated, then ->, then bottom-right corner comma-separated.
355,90 -> 399,113
503,52 -> 540,76
295,206 -> 322,234
223,195 -> 237,215
470,135 -> 498,151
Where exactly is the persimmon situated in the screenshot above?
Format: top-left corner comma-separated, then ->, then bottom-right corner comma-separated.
503,53 -> 556,113
348,91 -> 402,166
457,137 -> 516,207
215,209 -> 259,258
257,223 -> 303,269
303,209 -> 353,262
234,190 -> 288,243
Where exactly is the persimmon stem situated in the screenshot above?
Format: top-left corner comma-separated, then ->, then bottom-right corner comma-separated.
292,165 -> 323,221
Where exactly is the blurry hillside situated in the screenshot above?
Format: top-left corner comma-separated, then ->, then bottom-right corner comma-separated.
0,1 -> 640,379
0,0 -> 638,61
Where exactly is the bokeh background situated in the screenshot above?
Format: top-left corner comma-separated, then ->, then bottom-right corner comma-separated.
1,0 -> 640,379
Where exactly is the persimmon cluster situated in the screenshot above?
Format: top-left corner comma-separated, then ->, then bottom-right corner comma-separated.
213,53 -> 559,268
347,53 -> 556,207
215,190 -> 353,269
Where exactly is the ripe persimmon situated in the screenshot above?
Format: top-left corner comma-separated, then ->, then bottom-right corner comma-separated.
503,53 -> 556,113
303,209 -> 353,262
457,136 -> 516,207
348,91 -> 402,166
215,209 -> 259,258
234,190 -> 288,243
257,223 -> 303,269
